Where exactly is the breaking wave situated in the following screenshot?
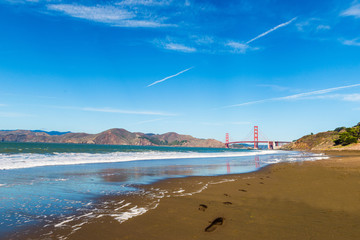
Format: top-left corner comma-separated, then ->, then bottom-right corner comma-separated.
0,150 -> 281,170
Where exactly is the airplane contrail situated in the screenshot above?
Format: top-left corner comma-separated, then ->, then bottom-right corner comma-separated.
224,83 -> 360,108
147,67 -> 193,87
246,17 -> 297,44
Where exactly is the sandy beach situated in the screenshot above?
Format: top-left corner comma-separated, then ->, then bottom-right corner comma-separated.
20,151 -> 354,240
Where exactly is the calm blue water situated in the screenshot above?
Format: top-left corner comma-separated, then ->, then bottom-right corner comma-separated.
0,142 -> 327,237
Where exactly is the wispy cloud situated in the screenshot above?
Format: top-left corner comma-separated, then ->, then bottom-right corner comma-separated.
46,3 -> 174,28
147,67 -> 193,87
226,41 -> 251,53
341,3 -> 360,18
341,93 -> 360,101
342,38 -> 360,46
246,17 -> 297,44
224,83 -> 360,108
155,36 -> 258,54
316,24 -> 331,31
306,93 -> 360,102
153,37 -> 197,52
163,43 -> 196,52
295,18 -> 331,33
116,0 -> 172,7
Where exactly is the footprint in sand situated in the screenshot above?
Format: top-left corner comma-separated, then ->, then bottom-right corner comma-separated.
259,182 -> 264,184
223,202 -> 232,205
246,183 -> 251,185
224,193 -> 230,197
199,204 -> 208,211
239,189 -> 247,192
205,217 -> 224,232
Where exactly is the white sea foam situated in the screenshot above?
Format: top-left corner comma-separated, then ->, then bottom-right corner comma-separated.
262,153 -> 329,164
0,150 -> 281,170
174,179 -> 235,197
54,216 -> 76,228
111,206 -> 148,223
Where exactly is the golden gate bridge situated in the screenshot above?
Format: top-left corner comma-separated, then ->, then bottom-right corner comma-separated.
225,126 -> 291,149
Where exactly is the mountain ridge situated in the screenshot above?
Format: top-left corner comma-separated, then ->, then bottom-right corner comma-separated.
0,128 -> 225,148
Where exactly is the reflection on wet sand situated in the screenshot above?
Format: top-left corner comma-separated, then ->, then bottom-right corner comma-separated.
255,155 -> 260,168
100,157 -> 267,183
100,165 -> 199,183
99,163 -> 243,183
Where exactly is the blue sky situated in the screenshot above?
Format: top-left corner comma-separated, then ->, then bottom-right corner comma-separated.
1,0 -> 360,142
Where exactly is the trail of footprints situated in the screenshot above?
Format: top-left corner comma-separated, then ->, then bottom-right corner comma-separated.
199,175 -> 270,232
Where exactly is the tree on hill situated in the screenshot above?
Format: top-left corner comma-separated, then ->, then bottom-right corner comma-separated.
334,123 -> 360,146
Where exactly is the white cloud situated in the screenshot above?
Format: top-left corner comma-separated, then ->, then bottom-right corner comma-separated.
156,35 -> 260,54
224,83 -> 360,108
163,43 -> 196,52
342,38 -> 360,46
342,93 -> 360,101
46,4 -> 174,28
147,67 -> 193,87
226,41 -> 250,53
191,35 -> 214,45
116,0 -> 172,6
246,17 -> 297,44
316,24 -> 331,31
295,18 -> 330,33
313,93 -> 360,102
47,4 -> 134,22
341,3 -> 360,18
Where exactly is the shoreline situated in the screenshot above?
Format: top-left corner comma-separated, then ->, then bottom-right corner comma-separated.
8,150 -> 360,240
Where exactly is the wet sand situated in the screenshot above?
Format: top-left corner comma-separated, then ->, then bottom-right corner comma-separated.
17,152 -> 360,240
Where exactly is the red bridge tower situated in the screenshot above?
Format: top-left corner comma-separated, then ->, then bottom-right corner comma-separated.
254,126 -> 259,149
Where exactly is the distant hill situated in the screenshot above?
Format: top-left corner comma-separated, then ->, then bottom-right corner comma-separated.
31,130 -> 72,136
282,122 -> 360,151
0,128 -> 225,148
0,130 -> 71,136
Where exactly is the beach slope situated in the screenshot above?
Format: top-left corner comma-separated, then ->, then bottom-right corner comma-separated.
62,152 -> 360,240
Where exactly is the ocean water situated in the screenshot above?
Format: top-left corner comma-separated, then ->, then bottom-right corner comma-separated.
0,142 -> 328,238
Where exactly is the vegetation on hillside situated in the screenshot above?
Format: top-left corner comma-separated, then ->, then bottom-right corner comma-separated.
283,122 -> 360,150
333,123 -> 360,146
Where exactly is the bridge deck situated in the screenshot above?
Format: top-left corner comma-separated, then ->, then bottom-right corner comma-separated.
228,141 -> 291,144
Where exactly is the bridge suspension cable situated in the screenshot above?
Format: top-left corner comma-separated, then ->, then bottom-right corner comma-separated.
225,125 -> 291,149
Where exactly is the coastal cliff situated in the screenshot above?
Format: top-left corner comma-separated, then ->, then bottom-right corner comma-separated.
282,122 -> 360,151
0,128 -> 225,148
